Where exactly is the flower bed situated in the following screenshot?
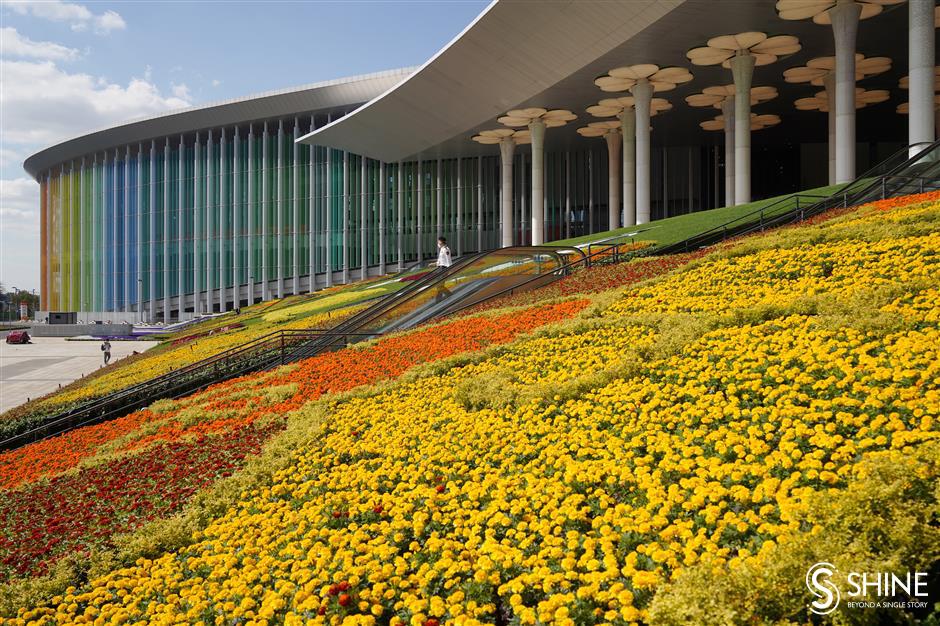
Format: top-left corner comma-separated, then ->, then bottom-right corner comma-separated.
4,192 -> 939,623
14,314 -> 937,624
0,301 -> 588,579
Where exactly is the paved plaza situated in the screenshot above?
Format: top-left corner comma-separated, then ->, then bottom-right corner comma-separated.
0,337 -> 155,414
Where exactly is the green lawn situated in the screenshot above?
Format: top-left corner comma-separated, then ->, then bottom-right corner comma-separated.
550,183 -> 846,249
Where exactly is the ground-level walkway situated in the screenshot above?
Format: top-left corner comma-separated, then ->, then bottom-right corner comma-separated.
0,337 -> 155,414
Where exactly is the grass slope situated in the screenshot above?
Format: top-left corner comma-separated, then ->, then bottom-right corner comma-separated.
550,183 -> 844,248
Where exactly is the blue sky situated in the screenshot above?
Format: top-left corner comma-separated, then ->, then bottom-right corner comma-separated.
0,0 -> 489,295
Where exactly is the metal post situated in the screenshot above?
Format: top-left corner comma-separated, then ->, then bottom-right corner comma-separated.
342,150 -> 349,283
162,141 -> 171,321
234,126 -> 241,305
246,127 -> 254,304
220,129 -> 228,312
564,151 -> 571,239
149,141 -> 156,321
276,120 -> 285,299
379,161 -> 386,274
136,145 -> 143,319
477,156 -> 483,252
397,161 -> 403,271
261,123 -> 269,300
309,115 -> 317,293
194,133 -> 202,314
207,129 -> 215,309
177,136 -> 184,317
361,155 -> 368,281
292,119 -> 300,296
456,157 -> 463,256
325,144 -> 333,288
417,159 -> 424,261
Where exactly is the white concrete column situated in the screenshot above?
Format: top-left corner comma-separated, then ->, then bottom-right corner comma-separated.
824,74 -> 837,184
605,130 -> 621,231
909,0 -> 936,154
830,0 -> 861,182
632,79 -> 653,224
721,98 -> 735,206
529,119 -> 546,245
499,138 -> 515,247
730,53 -> 755,204
620,108 -> 636,226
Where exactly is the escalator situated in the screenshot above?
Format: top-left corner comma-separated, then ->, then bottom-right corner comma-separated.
282,246 -> 584,361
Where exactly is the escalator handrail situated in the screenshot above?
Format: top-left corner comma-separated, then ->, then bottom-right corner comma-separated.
294,246 -> 585,344
438,243 -> 638,319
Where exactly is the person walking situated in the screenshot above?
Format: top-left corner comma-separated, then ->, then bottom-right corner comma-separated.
436,237 -> 452,268
434,237 -> 453,302
101,339 -> 112,366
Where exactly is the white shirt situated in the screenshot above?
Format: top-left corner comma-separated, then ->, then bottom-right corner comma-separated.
437,245 -> 452,268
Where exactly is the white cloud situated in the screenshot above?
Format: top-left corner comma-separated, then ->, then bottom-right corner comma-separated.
0,177 -> 39,233
211,79 -> 222,87
93,10 -> 125,34
171,83 -> 191,100
0,59 -> 191,148
0,27 -> 79,61
0,148 -> 21,168
6,1 -> 126,35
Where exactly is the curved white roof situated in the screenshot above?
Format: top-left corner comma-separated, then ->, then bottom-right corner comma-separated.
299,0 -> 687,162
23,67 -> 415,180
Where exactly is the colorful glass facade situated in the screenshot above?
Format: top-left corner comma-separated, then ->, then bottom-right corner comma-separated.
38,114 -> 621,321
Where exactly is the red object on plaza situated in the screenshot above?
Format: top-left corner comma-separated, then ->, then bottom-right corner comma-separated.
5,330 -> 31,344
